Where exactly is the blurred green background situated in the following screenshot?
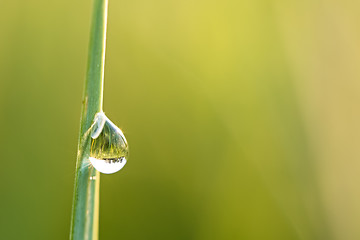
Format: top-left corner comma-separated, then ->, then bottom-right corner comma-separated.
1,0 -> 359,239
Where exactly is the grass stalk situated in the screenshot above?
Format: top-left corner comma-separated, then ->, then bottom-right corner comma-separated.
70,0 -> 108,239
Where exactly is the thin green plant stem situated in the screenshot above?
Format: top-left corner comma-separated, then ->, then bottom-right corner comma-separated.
70,0 -> 108,239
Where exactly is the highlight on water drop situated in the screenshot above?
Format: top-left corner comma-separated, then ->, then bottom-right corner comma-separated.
89,111 -> 129,174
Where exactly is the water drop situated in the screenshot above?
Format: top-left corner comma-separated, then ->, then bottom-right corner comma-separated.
89,112 -> 129,174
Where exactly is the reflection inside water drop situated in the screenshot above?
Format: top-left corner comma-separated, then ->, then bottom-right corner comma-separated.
89,157 -> 127,174
89,112 -> 129,174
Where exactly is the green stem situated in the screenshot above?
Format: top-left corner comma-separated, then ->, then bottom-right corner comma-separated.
70,0 -> 108,239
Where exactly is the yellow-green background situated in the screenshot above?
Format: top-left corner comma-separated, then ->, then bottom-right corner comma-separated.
0,0 -> 359,239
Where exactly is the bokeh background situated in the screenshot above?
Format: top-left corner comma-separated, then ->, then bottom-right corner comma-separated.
1,0 -> 359,239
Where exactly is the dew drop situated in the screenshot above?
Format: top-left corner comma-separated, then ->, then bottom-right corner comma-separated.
89,112 -> 129,174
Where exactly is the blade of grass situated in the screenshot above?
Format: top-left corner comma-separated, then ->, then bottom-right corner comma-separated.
70,0 -> 108,239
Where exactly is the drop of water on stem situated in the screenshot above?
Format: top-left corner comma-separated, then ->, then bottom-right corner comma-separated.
89,111 -> 129,174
